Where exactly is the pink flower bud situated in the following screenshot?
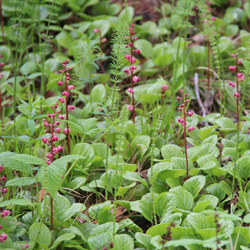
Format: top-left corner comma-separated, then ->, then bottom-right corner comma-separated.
204,35 -> 208,38
55,128 -> 61,133
3,188 -> 7,193
179,89 -> 183,93
52,136 -> 58,141
161,84 -> 169,91
231,54 -> 236,57
234,92 -> 240,97
125,45 -> 129,48
64,128 -> 71,134
62,91 -> 69,97
2,234 -> 7,240
188,112 -> 193,117
68,106 -> 75,112
42,137 -> 48,144
25,244 -> 29,249
203,20 -> 207,24
1,176 -> 6,181
135,49 -> 140,54
127,88 -> 134,94
124,69 -> 130,75
188,127 -> 194,132
130,65 -> 137,71
127,105 -> 134,112
211,17 -> 216,21
93,29 -> 99,33
102,38 -> 107,42
0,166 -> 4,172
180,104 -> 184,108
57,81 -> 63,86
58,115 -> 65,120
133,76 -> 139,83
229,82 -> 235,87
184,94 -> 188,97
228,66 -> 236,72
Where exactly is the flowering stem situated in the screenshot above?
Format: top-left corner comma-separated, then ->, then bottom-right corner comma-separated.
129,33 -> 135,123
64,64 -> 71,157
183,97 -> 189,180
235,55 -> 239,131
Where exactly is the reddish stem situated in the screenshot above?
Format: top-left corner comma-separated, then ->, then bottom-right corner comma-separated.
129,34 -> 135,123
50,108 -> 56,231
236,55 -> 239,131
0,1 -> 5,45
183,95 -> 189,180
161,91 -> 164,106
64,64 -> 70,157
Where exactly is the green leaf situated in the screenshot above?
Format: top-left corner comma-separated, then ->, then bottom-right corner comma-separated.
0,198 -> 33,207
218,36 -> 234,53
50,233 -> 75,250
55,31 -> 74,49
6,177 -> 36,187
131,193 -> 153,222
237,156 -> 250,180
0,45 -> 12,63
154,53 -> 172,67
123,171 -> 148,187
134,39 -> 153,58
90,84 -> 106,103
206,183 -> 226,202
119,6 -> 134,22
216,117 -> 235,129
169,186 -> 194,211
155,192 -> 176,221
88,201 -> 112,220
161,144 -> 184,160
12,154 -> 44,165
243,214 -> 250,223
135,232 -> 154,250
38,163 -> 64,198
114,234 -> 134,250
27,119 -> 35,136
146,223 -> 171,237
29,223 -> 52,246
20,62 -> 38,76
183,176 -> 206,199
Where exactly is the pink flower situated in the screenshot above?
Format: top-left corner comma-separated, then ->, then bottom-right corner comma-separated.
42,137 -> 48,144
62,91 -> 69,97
55,128 -> 61,133
58,115 -> 65,120
25,244 -> 29,249
161,85 -> 169,91
68,106 -> 75,112
188,127 -> 194,132
58,97 -> 65,104
93,29 -> 100,33
127,105 -> 133,112
229,82 -> 235,87
231,54 -> 236,57
64,128 -> 71,134
68,85 -> 75,90
204,35 -> 208,38
135,49 -> 140,54
203,20 -> 207,24
1,234 -> 7,240
180,104 -> 184,108
57,81 -> 63,86
188,112 -> 193,117
0,166 -> 4,172
179,89 -> 183,93
52,136 -> 58,141
234,92 -> 240,97
130,65 -> 137,71
211,17 -> 216,21
102,38 -> 107,42
133,76 -> 139,83
3,188 -> 7,193
228,66 -> 236,72
127,88 -> 134,94
237,59 -> 242,65
1,210 -> 10,217
1,176 -> 6,181
124,69 -> 130,75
